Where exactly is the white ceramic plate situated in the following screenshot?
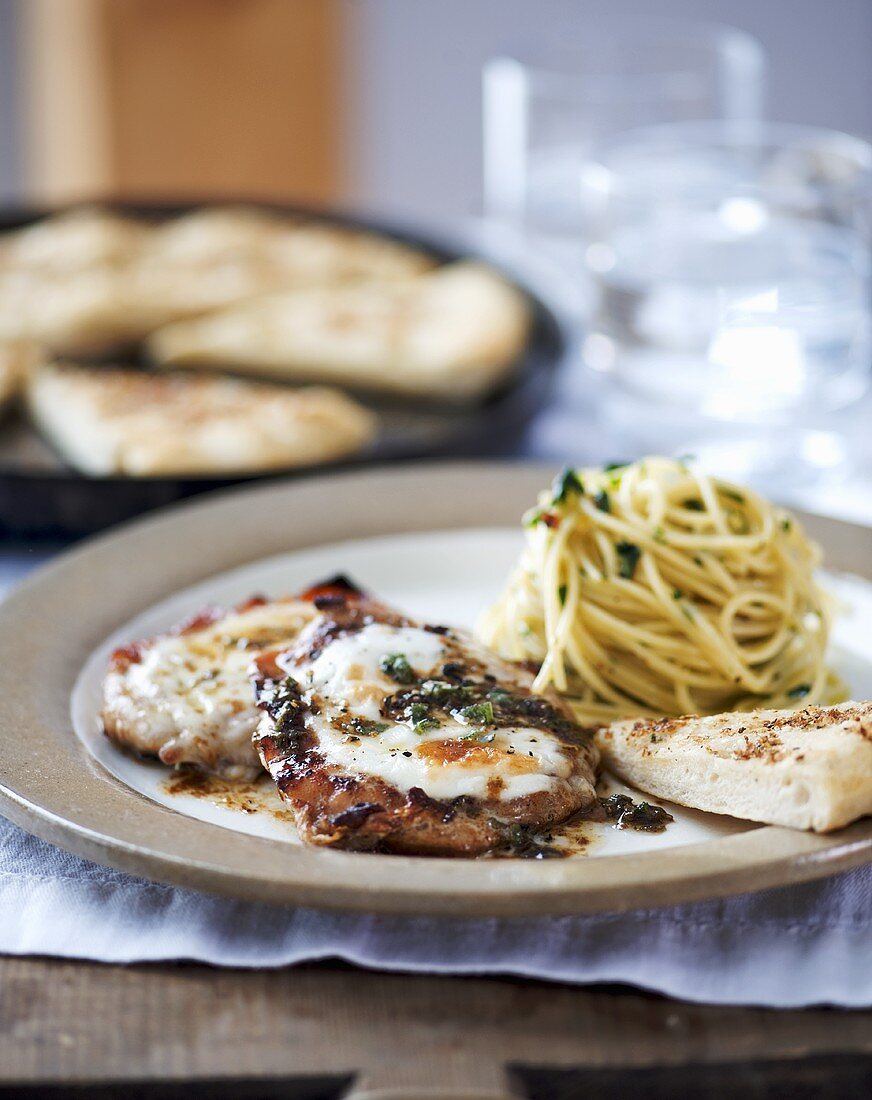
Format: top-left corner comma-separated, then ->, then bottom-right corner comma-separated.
0,463 -> 869,915
73,528 -> 772,854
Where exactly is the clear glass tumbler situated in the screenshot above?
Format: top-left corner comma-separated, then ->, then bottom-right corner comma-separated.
482,20 -> 765,295
580,121 -> 872,422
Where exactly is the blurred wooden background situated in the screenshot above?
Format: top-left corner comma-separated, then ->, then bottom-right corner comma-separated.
8,0 -> 871,218
20,0 -> 343,204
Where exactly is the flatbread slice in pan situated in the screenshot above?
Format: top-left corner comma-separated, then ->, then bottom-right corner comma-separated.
596,701 -> 872,833
0,207 -> 148,274
146,261 -> 530,401
139,206 -> 433,283
25,362 -> 377,477
0,209 -> 151,356
0,266 -> 144,357
0,207 -> 434,356
122,207 -> 436,333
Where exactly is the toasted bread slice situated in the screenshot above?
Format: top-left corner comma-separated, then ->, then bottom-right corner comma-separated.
0,210 -> 150,355
122,207 -> 435,333
0,266 -> 144,356
26,362 -> 377,476
0,207 -> 148,274
140,206 -> 431,282
596,702 -> 872,833
147,262 -> 530,401
0,207 -> 433,355
266,219 -> 435,285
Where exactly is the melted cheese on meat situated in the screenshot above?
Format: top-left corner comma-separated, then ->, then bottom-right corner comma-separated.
103,601 -> 313,778
280,622 -> 576,802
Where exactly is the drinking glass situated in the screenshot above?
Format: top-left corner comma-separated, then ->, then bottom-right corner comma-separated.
580,122 -> 872,422
481,20 -> 765,301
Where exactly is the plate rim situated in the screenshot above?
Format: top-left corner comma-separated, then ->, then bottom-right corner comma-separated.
0,459 -> 869,916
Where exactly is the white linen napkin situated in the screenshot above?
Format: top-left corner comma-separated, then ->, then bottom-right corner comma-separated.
1,812 -> 869,1007
1,478 -> 870,1007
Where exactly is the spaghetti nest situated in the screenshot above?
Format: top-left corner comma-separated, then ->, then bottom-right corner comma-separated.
479,457 -> 838,724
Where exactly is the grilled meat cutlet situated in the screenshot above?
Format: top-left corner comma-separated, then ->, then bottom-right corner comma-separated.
252,577 -> 599,855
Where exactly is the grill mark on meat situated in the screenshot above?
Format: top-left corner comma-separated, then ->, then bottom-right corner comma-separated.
297,574 -> 365,603
288,592 -> 410,664
331,802 -> 384,829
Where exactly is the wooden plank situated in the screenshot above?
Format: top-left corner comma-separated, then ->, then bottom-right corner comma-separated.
19,0 -> 342,204
512,1056 -> 872,1099
0,957 -> 870,1093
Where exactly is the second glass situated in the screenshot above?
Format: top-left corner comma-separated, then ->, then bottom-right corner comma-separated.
482,20 -> 765,294
580,121 -> 872,422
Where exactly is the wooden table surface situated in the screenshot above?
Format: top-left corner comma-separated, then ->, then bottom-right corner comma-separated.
2,956 -> 870,1098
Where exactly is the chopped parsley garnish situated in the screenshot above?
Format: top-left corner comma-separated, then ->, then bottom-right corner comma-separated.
487,687 -> 512,705
458,701 -> 495,727
407,701 -> 440,732
593,489 -> 611,513
787,683 -> 811,700
726,509 -> 750,535
601,793 -> 673,832
604,461 -> 628,472
672,588 -> 683,600
683,498 -> 704,511
551,466 -> 584,504
653,526 -> 666,543
721,488 -> 745,503
781,517 -> 793,533
558,583 -> 567,606
380,652 -> 415,684
383,675 -> 572,740
270,675 -> 305,735
501,821 -> 564,858
349,717 -> 390,736
615,541 -> 641,579
421,679 -> 465,702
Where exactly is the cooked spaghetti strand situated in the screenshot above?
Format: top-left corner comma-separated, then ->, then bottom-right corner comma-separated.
478,457 -> 838,723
